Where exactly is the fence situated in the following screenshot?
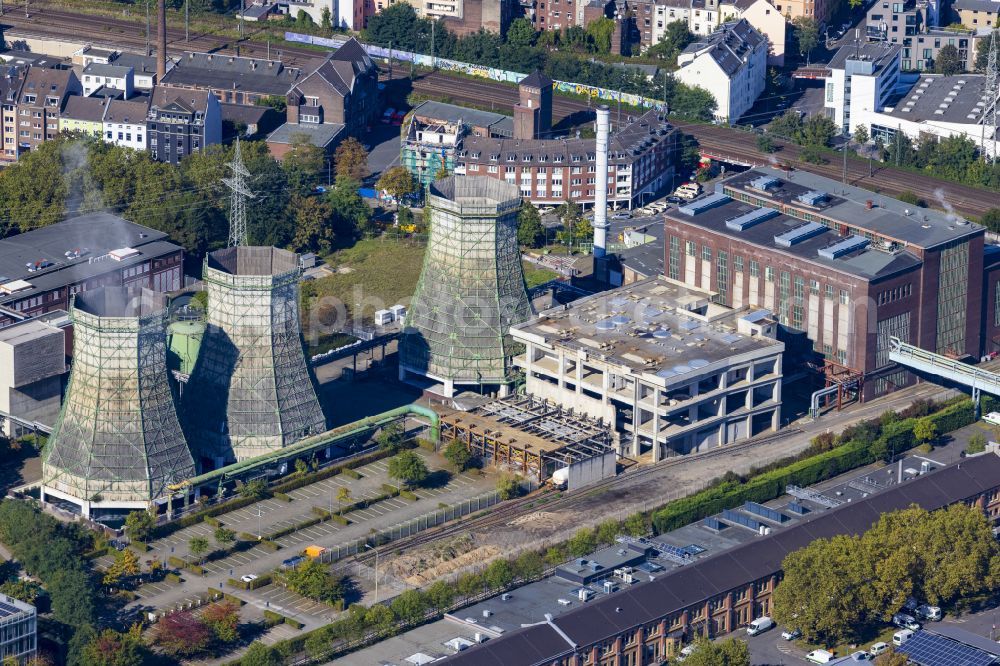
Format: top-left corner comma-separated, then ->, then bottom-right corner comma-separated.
316,490 -> 501,563
285,32 -> 666,110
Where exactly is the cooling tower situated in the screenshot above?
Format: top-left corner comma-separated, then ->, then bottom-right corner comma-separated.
399,176 -> 532,397
41,287 -> 195,517
184,246 -> 326,464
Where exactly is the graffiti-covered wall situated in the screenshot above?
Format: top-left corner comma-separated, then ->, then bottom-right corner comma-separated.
285,32 -> 666,110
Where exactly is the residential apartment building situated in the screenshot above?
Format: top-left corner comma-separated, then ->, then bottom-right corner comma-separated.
900,28 -> 982,70
15,66 -> 81,154
823,42 -> 902,133
81,63 -> 134,98
511,277 -> 784,460
535,0 -> 608,32
105,97 -> 151,151
721,0 -> 787,65
73,46 -> 164,89
443,454 -> 1000,666
0,65 -> 27,163
772,0 -> 837,24
650,0 -> 693,46
953,0 -> 998,29
60,95 -> 109,138
675,19 -> 767,123
146,87 -> 221,165
663,167 -> 985,400
0,594 -> 36,663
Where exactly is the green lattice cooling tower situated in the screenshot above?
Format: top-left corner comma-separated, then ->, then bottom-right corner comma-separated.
399,176 -> 532,397
41,287 -> 195,517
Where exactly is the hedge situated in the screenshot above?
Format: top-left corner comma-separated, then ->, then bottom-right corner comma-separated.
274,492 -> 293,503
260,540 -> 281,552
247,574 -> 272,590
263,610 -> 285,627
400,490 -> 417,501
285,617 -> 304,630
167,556 -> 186,569
164,573 -> 182,584
83,547 -> 110,560
185,563 -> 206,576
228,578 -> 246,590
204,516 -> 222,527
341,468 -> 362,480
330,514 -> 349,526
270,448 -> 389,494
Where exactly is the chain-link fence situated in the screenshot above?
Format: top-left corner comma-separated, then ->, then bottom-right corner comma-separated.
317,489 -> 501,564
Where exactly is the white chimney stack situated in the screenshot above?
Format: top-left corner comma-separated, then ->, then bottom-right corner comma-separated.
593,105 -> 610,258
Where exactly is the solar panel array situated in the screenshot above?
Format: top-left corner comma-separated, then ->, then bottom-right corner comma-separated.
744,501 -> 788,523
722,509 -> 765,531
0,601 -> 24,618
899,631 -> 998,666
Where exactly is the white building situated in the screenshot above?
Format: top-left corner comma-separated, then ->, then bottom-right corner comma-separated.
0,594 -> 36,663
103,98 -> 149,151
651,0 -> 693,46
823,42 -> 902,134
675,19 -> 767,123
0,313 -> 67,438
720,0 -> 787,65
82,63 -> 134,98
689,0 -> 723,34
853,74 -> 999,158
510,276 -> 784,461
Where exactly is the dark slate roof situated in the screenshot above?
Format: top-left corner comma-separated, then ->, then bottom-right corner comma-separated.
18,67 -> 76,106
828,42 -> 902,73
83,63 -> 131,78
440,455 -> 1000,665
520,70 -> 554,89
161,52 -> 301,96
104,97 -> 151,124
681,19 -> 764,76
62,95 -> 110,123
954,0 -> 1000,11
440,622 -> 577,666
293,37 -> 374,98
149,87 -> 211,115
109,52 -> 160,76
886,74 -> 992,125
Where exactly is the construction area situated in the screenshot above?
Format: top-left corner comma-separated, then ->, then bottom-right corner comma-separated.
438,395 -> 615,486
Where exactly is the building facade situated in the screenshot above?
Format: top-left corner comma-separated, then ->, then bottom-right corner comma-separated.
953,0 -> 998,29
104,98 -> 150,151
823,42 -> 902,133
0,594 -> 36,663
675,19 -> 767,123
15,66 -> 81,154
146,87 -> 221,165
61,95 -> 109,138
721,0 -> 787,65
81,63 -> 134,98
0,65 -> 27,163
663,167 -> 985,400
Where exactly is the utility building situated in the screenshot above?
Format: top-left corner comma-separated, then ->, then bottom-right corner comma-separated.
183,247 -> 326,465
41,287 -> 195,519
400,176 -> 532,398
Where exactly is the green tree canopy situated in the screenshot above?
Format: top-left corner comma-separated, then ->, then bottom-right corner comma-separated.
517,201 -> 546,248
388,450 -> 430,488
683,638 -> 751,666
285,560 -> 345,603
443,439 -> 474,471
934,44 -> 964,75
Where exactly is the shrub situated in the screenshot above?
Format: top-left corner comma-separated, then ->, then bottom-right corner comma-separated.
164,573 -> 182,584
228,578 -> 247,590
967,433 -> 988,455
260,540 -> 281,552
330,514 -> 349,525
400,490 -> 418,501
274,492 -> 293,502
285,617 -> 305,630
916,442 -> 933,453
204,516 -> 221,527
263,610 -> 285,627
247,574 -> 272,590
185,563 -> 205,576
167,556 -> 186,569
342,468 -> 362,480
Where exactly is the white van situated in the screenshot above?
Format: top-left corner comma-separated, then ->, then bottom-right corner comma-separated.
893,629 -> 914,646
869,642 -> 889,657
675,183 -> 701,200
916,604 -> 942,621
746,616 -> 774,636
806,649 -> 834,664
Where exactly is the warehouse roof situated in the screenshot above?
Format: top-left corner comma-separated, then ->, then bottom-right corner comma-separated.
828,42 -> 902,73
161,51 -> 301,95
443,454 -> 1000,664
885,74 -> 993,125
411,99 -> 514,137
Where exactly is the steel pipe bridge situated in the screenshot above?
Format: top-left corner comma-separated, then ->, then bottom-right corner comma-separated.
887,336 -> 1000,416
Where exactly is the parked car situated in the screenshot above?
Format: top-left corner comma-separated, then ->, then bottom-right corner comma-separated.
781,628 -> 802,641
666,196 -> 682,204
869,642 -> 889,657
916,604 -> 942,621
983,412 -> 1000,426
806,649 -> 835,664
893,629 -> 914,646
381,108 -> 396,124
892,612 -> 916,628
676,645 -> 696,662
611,212 -> 633,220
746,616 -> 774,636
240,574 -> 258,583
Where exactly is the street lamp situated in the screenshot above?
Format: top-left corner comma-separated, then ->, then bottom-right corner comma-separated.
255,504 -> 264,540
365,543 -> 380,603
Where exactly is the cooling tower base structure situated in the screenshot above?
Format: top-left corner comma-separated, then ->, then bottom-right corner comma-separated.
41,287 -> 195,519
399,176 -> 532,398
184,247 -> 326,465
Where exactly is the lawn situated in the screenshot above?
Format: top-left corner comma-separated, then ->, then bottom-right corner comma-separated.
523,262 -> 559,289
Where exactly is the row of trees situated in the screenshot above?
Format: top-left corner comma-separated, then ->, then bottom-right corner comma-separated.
363,4 -> 717,119
773,504 -> 1000,645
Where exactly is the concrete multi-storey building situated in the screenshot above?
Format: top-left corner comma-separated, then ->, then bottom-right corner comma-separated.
663,167 -> 985,400
0,65 -> 27,163
953,0 -> 998,29
105,97 -> 151,151
823,42 -> 902,133
81,63 -> 134,98
14,66 -> 81,154
0,594 -> 36,663
511,276 -> 784,460
675,19 -> 767,123
146,87 -> 221,165
720,0 -> 787,64
901,28 -> 982,71
60,95 -> 110,138
0,312 -> 67,437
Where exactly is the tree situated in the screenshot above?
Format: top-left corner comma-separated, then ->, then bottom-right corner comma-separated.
291,194 -> 334,254
517,201 -> 545,248
913,418 -> 937,446
497,473 -> 521,500
284,559 -> 345,603
683,638 -> 751,666
390,588 -> 428,624
388,450 -> 429,489
801,114 -> 837,147
376,166 -> 417,208
154,611 -> 211,656
506,17 -> 536,47
81,626 -> 145,666
123,509 -> 156,543
586,17 -> 615,54
875,649 -> 910,666
336,486 -> 352,514
443,439 -> 473,471
853,125 -> 870,145
103,548 -> 140,587
321,5 -> 332,30
283,134 -> 325,194
484,558 -> 515,590
568,527 -> 598,557
202,600 -> 241,643
296,8 -> 314,26
769,109 -> 804,141
646,20 -> 694,62
188,536 -> 210,564
934,44 -> 963,75
327,177 -> 372,239
214,526 -> 237,548
425,579 -> 455,610
792,16 -> 819,63
0,579 -> 42,605
967,432 -> 988,454
334,137 -> 370,182
514,551 -> 545,580
241,642 -> 281,666
983,209 -> 1000,234
799,143 -> 827,165
669,83 -> 717,120
366,603 -> 397,636
624,513 -> 648,537
975,30 -> 999,72
377,422 -> 407,454
238,478 -> 269,500
596,519 -> 621,545
756,134 -> 776,153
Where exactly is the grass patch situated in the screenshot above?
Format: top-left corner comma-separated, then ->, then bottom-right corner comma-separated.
308,332 -> 359,357
522,262 -> 559,289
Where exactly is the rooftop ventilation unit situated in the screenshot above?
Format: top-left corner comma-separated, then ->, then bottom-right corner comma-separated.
817,235 -> 870,259
797,190 -> 829,206
774,221 -> 826,247
109,247 -> 140,261
750,175 -> 779,191
677,192 -> 730,215
725,207 -> 778,231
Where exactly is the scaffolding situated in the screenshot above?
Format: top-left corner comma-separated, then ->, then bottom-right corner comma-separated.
183,247 -> 326,463
399,176 -> 532,395
439,395 -> 612,481
42,287 -> 195,514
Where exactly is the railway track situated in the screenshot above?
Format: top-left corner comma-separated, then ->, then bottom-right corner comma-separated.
350,427 -> 804,568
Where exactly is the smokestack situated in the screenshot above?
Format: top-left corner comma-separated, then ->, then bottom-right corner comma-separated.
593,106 -> 611,259
157,0 -> 167,80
